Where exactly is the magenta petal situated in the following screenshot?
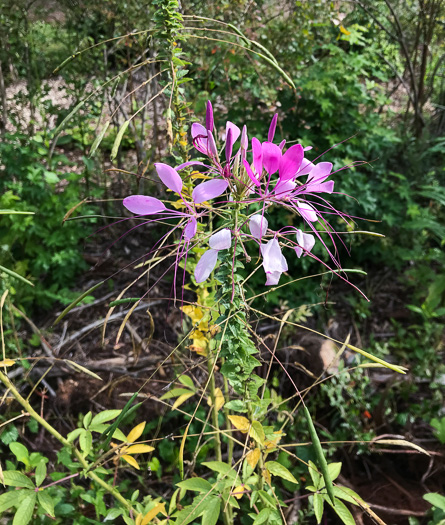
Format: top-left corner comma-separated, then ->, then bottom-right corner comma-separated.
206,100 -> 214,132
249,214 -> 268,239
252,137 -> 263,176
262,142 -> 282,175
225,127 -> 233,162
209,228 -> 231,250
226,121 -> 240,144
279,144 -> 304,181
184,217 -> 197,241
155,163 -> 183,194
308,162 -> 333,182
279,139 -> 286,150
273,179 -> 296,197
243,159 -> 260,187
123,195 -> 166,215
194,249 -> 218,283
192,179 -> 228,204
207,131 -> 218,158
297,201 -> 318,222
191,123 -> 208,154
268,114 -> 278,142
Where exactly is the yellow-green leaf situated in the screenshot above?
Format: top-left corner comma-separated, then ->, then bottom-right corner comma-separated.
228,415 -> 250,433
126,444 -> 155,455
127,422 -> 146,443
246,448 -> 261,470
250,421 -> 265,445
172,392 -> 195,410
122,454 -> 140,470
264,461 -> 298,485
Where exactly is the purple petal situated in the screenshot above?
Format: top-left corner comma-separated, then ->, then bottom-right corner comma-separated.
206,100 -> 214,132
192,178 -> 228,204
307,162 -> 333,182
268,114 -> 278,142
155,163 -> 183,194
297,201 -> 318,222
123,195 -> 166,215
303,145 -> 313,151
176,160 -> 206,171
191,123 -> 208,154
306,180 -> 334,194
261,238 -> 288,273
207,131 -> 218,158
195,249 -> 218,283
184,217 -> 197,241
225,127 -> 233,162
265,271 -> 282,286
226,121 -> 240,144
279,139 -> 286,150
209,228 -> 231,250
249,214 -> 268,239
241,125 -> 248,150
295,230 -> 315,258
273,179 -> 296,198
252,137 -> 263,176
262,142 -> 282,175
243,159 -> 261,187
279,144 -> 304,181
297,158 -> 315,177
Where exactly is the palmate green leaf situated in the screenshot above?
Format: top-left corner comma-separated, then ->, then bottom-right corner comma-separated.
2,471 -> 35,489
324,497 -> 355,525
9,442 -> 29,467
37,490 -> 55,517
176,477 -> 213,493
90,410 -> 122,427
89,424 -> 127,442
424,493 -> 445,511
313,493 -> 324,524
265,461 -> 298,485
13,492 -> 36,525
201,496 -> 220,525
0,489 -> 27,513
35,461 -> 47,487
177,375 -> 195,389
79,430 -> 92,457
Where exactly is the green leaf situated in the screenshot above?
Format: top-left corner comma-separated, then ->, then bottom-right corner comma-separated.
424,493 -> 445,511
160,388 -> 193,400
178,375 -> 195,389
252,508 -> 272,525
79,430 -> 92,457
314,493 -> 324,524
177,478 -> 213,493
90,410 -> 122,427
265,461 -> 298,485
201,496 -> 220,525
10,442 -> 29,467
104,507 -> 123,521
202,461 -> 236,478
257,490 -> 276,508
0,489 -> 26,513
327,463 -> 342,482
250,421 -> 265,445
308,460 -> 321,488
66,428 -> 84,443
325,497 -> 355,525
89,425 -> 127,442
333,486 -> 364,506
35,461 -> 47,487
110,120 -> 130,161
37,491 -> 55,517
13,493 -> 36,525
83,412 -> 93,428
2,471 -> 35,489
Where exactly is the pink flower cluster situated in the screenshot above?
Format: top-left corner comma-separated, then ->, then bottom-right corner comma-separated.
123,102 -> 348,287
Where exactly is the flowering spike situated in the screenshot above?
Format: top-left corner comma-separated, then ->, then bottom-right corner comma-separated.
268,113 -> 278,142
206,100 -> 214,132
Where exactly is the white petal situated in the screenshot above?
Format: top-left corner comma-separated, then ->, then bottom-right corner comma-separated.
265,271 -> 282,286
209,229 -> 231,250
194,249 -> 218,283
249,215 -> 268,239
297,201 -> 318,222
261,239 -> 288,273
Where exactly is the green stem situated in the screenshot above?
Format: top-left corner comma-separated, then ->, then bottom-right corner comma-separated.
207,352 -> 222,463
0,370 -> 133,512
